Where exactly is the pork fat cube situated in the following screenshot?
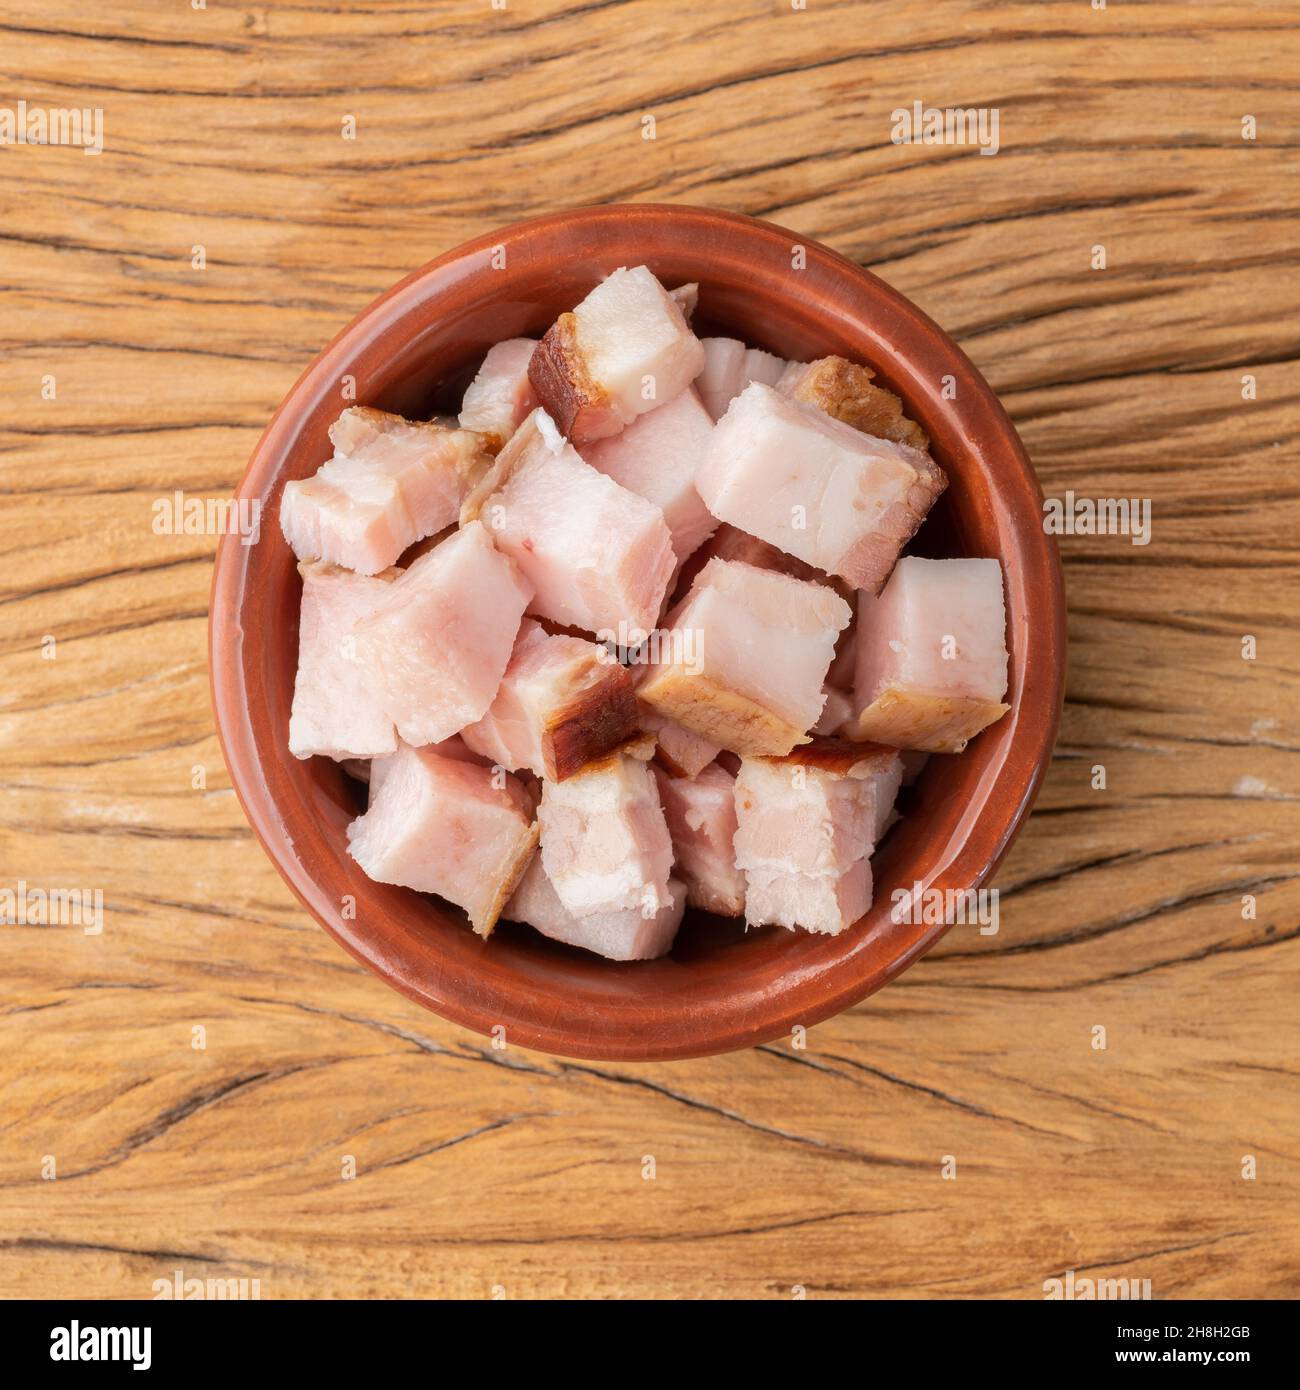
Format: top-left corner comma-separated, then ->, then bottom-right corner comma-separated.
528,266 -> 705,444
734,739 -> 901,935
280,408 -> 491,575
368,733 -> 487,806
279,465 -> 403,577
744,860 -> 872,937
538,745 -> 674,918
327,408 -> 488,525
347,742 -> 538,936
457,339 -> 539,452
734,741 -> 902,878
354,520 -> 532,746
695,338 -> 792,421
638,701 -> 723,779
460,619 -> 639,780
654,763 -> 746,916
848,556 -> 1010,753
505,856 -> 684,961
696,382 -> 946,592
289,562 -> 400,760
579,387 -> 718,562
462,408 -> 674,635
742,347 -> 788,389
638,557 -> 850,757
695,338 -> 746,422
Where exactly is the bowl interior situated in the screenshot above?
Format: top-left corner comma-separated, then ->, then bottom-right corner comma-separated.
211,205 -> 1061,1060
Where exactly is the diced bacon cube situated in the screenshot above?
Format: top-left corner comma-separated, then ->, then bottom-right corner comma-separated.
367,733 -> 492,806
734,739 -> 902,935
347,741 -> 538,936
462,408 -> 674,635
505,856 -> 684,960
778,355 -> 929,451
327,408 -> 487,524
279,464 -> 408,578
653,763 -> 746,917
734,741 -> 902,877
695,338 -> 793,421
579,387 -> 718,562
655,721 -> 722,778
457,339 -> 539,451
528,266 -> 705,444
280,408 -> 491,575
638,557 -> 850,757
537,745 -> 673,918
460,619 -> 639,780
353,520 -> 532,746
742,347 -> 788,389
289,562 -> 399,760
696,382 -> 947,592
695,338 -> 746,421
743,861 -> 872,938
639,701 -> 723,779
848,556 -> 1010,753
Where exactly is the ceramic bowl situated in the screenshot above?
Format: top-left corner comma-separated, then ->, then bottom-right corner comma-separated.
209,203 -> 1065,1062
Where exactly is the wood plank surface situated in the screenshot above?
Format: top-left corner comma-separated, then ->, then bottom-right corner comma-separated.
1,0 -> 1297,1300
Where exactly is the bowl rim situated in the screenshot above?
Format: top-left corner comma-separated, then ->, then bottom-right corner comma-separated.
209,202 -> 1066,1061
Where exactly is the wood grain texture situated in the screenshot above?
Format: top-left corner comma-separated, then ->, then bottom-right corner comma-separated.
1,0 -> 1297,1300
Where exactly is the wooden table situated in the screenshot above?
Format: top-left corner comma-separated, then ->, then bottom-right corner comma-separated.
2,1 -> 1296,1300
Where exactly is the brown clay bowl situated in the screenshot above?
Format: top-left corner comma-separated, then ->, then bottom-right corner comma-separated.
209,203 -> 1065,1062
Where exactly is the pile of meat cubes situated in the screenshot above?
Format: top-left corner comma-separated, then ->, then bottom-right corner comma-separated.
280,266 -> 1010,961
